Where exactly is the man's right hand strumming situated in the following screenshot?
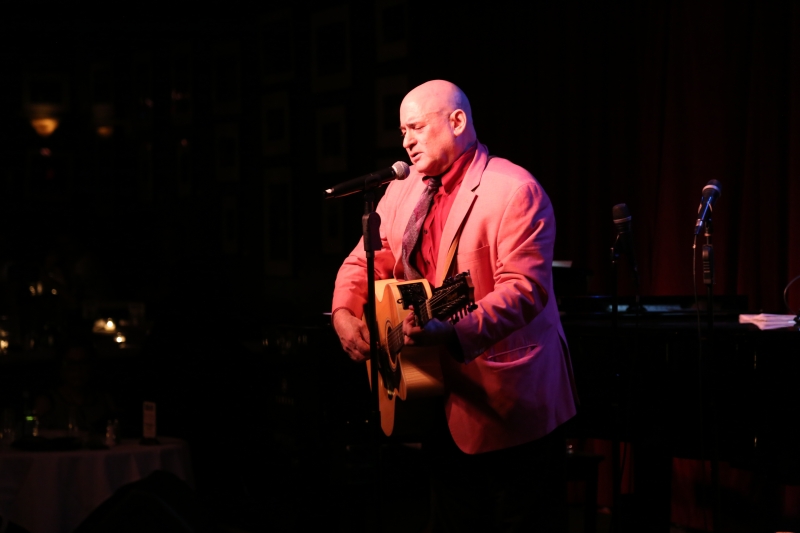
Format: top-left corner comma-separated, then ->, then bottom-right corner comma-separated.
332,310 -> 371,362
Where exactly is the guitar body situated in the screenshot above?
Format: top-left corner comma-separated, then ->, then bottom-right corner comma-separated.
365,274 -> 475,437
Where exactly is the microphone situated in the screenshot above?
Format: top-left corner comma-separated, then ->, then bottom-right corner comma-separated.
694,179 -> 722,235
612,203 -> 639,282
324,161 -> 410,199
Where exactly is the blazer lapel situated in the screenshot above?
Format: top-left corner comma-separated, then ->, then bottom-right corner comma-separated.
434,142 -> 490,284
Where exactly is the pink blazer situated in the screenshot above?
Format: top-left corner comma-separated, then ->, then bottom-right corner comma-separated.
332,142 -> 578,454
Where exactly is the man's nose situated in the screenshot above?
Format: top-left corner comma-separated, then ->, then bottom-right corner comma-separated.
402,132 -> 414,149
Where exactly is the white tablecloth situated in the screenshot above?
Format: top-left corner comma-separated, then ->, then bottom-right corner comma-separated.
0,438 -> 192,533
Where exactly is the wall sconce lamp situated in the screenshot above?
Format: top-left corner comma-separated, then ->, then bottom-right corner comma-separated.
30,117 -> 60,137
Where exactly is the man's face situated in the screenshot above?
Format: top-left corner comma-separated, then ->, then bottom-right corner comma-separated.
399,98 -> 458,176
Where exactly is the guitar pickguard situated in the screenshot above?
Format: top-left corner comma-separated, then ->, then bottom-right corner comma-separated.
396,281 -> 428,321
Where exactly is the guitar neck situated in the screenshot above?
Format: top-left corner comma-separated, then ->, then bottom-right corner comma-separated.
422,281 -> 470,323
417,300 -> 434,326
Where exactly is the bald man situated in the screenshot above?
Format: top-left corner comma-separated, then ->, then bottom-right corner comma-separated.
332,80 -> 577,532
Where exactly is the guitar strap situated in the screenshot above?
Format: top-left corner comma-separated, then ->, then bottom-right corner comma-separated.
436,155 -> 496,287
437,221 -> 464,287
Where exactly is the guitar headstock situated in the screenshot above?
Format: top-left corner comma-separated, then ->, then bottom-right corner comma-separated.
431,272 -> 477,325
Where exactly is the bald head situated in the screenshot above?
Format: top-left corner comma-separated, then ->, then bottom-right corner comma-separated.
399,80 -> 477,176
403,80 -> 474,126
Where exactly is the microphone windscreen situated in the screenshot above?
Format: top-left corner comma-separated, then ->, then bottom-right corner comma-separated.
392,161 -> 410,180
612,203 -> 631,224
703,179 -> 722,197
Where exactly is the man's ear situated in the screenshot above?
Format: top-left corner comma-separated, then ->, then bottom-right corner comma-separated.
450,109 -> 467,136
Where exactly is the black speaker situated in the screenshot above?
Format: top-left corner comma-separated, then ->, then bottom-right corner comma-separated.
0,517 -> 32,533
72,470 -> 215,533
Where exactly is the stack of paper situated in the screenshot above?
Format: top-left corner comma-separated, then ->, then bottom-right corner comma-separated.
739,313 -> 798,330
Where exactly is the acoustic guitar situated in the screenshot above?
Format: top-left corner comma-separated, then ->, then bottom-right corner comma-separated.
366,272 -> 476,437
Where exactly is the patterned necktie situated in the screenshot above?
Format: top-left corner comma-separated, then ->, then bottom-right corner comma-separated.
402,176 -> 442,280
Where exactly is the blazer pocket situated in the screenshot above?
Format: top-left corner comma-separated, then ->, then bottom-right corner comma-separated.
456,245 -> 492,299
456,245 -> 490,266
483,344 -> 538,365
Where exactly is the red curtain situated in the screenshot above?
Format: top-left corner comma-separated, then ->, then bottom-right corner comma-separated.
432,2 -> 800,312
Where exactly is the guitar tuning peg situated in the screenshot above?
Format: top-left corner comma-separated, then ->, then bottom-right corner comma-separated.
469,304 -> 477,311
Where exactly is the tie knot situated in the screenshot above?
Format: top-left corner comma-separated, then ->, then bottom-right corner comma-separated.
425,176 -> 442,191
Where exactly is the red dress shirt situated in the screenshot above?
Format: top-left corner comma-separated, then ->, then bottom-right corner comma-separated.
411,143 -> 477,285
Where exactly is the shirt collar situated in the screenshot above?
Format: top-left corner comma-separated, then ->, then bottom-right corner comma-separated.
424,142 -> 478,194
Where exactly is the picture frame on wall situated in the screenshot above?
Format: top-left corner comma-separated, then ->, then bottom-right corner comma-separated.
215,124 -> 239,182
138,142 -> 154,203
264,166 -> 293,276
25,149 -> 74,202
90,62 -> 114,105
375,0 -> 407,62
176,138 -> 192,197
222,196 -> 238,255
321,196 -> 344,256
23,72 -> 69,110
311,5 -> 351,92
170,43 -> 193,125
212,42 -> 241,116
260,10 -> 294,85
315,105 -> 347,173
131,52 -> 154,129
375,75 -> 408,148
262,92 -> 290,157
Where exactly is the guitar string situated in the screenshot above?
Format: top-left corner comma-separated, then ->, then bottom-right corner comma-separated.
389,283 -> 470,351
385,293 -> 456,355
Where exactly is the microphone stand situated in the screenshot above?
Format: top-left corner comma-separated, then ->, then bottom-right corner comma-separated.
702,220 -> 714,332
363,191 -> 382,426
362,190 -> 383,529
701,218 -> 722,530
609,230 -> 642,532
609,237 -> 623,532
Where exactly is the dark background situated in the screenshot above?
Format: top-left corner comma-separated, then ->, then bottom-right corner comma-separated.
1,2 -> 798,321
0,1 -> 798,530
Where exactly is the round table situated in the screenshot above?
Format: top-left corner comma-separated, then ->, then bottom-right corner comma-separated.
0,438 -> 192,533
